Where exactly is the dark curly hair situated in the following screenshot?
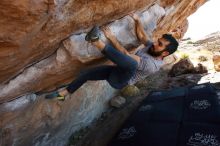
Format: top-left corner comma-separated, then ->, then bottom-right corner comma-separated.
162,34 -> 179,54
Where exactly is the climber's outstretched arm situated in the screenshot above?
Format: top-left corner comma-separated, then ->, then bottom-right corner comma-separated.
102,26 -> 129,55
102,26 -> 140,63
130,13 -> 149,45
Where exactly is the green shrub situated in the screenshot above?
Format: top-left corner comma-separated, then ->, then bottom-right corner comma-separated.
181,53 -> 189,59
187,41 -> 194,44
198,55 -> 208,62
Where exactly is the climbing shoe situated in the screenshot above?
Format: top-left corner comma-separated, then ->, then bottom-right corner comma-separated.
85,25 -> 100,42
45,91 -> 65,101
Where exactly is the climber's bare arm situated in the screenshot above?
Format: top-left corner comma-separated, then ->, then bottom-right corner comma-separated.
130,13 -> 149,45
102,26 -> 140,63
102,26 -> 129,55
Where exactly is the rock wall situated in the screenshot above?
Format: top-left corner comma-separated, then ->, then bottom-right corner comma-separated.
0,81 -> 116,146
0,0 -> 207,146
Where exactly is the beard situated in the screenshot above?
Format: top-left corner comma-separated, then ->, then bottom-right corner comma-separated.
147,46 -> 164,57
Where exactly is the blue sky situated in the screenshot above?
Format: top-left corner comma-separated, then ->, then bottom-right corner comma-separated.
184,0 -> 220,40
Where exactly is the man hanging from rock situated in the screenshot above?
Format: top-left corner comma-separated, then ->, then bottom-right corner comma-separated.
45,13 -> 179,101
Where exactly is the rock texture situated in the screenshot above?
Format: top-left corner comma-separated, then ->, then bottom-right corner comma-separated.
110,96 -> 126,108
153,0 -> 207,40
0,0 -> 207,103
169,58 -> 195,77
213,55 -> 220,72
0,81 -> 117,146
169,58 -> 208,77
0,0 -> 156,84
0,0 -> 207,146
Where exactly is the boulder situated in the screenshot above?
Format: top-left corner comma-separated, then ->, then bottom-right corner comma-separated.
120,85 -> 140,97
110,96 -> 126,108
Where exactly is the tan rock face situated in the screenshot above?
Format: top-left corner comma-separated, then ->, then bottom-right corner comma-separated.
213,55 -> 220,72
153,0 -> 207,40
159,0 -> 176,8
0,0 -> 50,82
0,0 -> 208,145
171,19 -> 189,40
0,0 -> 156,84
0,0 -> 206,103
1,2 -> 165,103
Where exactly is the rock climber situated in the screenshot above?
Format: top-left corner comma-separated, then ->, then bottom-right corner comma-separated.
45,13 -> 179,101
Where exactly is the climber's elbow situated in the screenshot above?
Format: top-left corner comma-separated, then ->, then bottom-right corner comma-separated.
140,35 -> 148,45
128,54 -> 140,63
